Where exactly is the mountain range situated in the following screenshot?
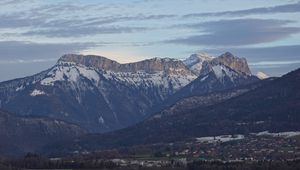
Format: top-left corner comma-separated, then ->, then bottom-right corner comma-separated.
0,52 -> 256,133
0,51 -> 296,156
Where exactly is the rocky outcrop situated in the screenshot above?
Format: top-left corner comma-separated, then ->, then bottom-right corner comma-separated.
183,52 -> 251,76
206,52 -> 251,75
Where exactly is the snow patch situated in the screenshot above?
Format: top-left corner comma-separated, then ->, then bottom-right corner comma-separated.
40,63 -> 100,86
40,66 -> 72,85
16,85 -> 25,91
212,65 -> 221,78
256,71 -> 269,80
200,75 -> 209,82
102,70 -> 196,91
196,134 -> 244,143
98,116 -> 105,124
30,89 -> 46,96
254,131 -> 300,138
212,65 -> 235,81
77,67 -> 100,83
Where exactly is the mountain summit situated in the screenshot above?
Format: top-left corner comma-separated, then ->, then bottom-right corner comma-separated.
200,52 -> 252,76
183,52 -> 214,75
166,52 -> 259,105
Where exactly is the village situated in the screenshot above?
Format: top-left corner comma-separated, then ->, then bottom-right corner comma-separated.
76,133 -> 300,168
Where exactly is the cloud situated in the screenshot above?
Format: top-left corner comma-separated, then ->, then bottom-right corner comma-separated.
82,14 -> 176,26
0,1 -> 175,29
0,41 -> 95,60
166,19 -> 300,46
0,40 -> 96,82
0,0 -> 31,6
249,60 -> 300,67
0,2 -> 171,38
184,1 -> 300,17
0,58 -> 57,64
22,26 -> 150,37
0,14 -> 45,28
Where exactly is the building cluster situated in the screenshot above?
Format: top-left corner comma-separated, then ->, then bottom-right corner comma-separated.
53,134 -> 300,168
111,158 -> 187,168
168,135 -> 300,161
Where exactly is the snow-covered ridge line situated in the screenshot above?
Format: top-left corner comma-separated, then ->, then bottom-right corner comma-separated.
40,63 -> 100,86
39,61 -> 197,91
103,70 -> 196,90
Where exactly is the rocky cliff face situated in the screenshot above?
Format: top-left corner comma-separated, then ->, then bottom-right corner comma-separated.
60,54 -> 192,75
201,52 -> 251,76
58,54 -> 120,71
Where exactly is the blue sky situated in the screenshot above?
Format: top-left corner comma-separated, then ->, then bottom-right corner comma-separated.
0,0 -> 300,81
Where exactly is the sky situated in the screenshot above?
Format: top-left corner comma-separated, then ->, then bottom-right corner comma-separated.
0,0 -> 300,81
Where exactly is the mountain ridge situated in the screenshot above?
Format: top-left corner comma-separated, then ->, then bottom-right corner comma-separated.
0,52 -> 259,133
0,109 -> 85,157
59,54 -> 192,75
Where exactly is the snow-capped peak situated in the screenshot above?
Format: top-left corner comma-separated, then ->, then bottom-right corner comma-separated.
183,53 -> 214,66
256,71 -> 269,80
183,52 -> 214,75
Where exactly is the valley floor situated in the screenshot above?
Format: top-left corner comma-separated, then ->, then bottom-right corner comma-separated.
1,161 -> 300,170
1,132 -> 300,170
